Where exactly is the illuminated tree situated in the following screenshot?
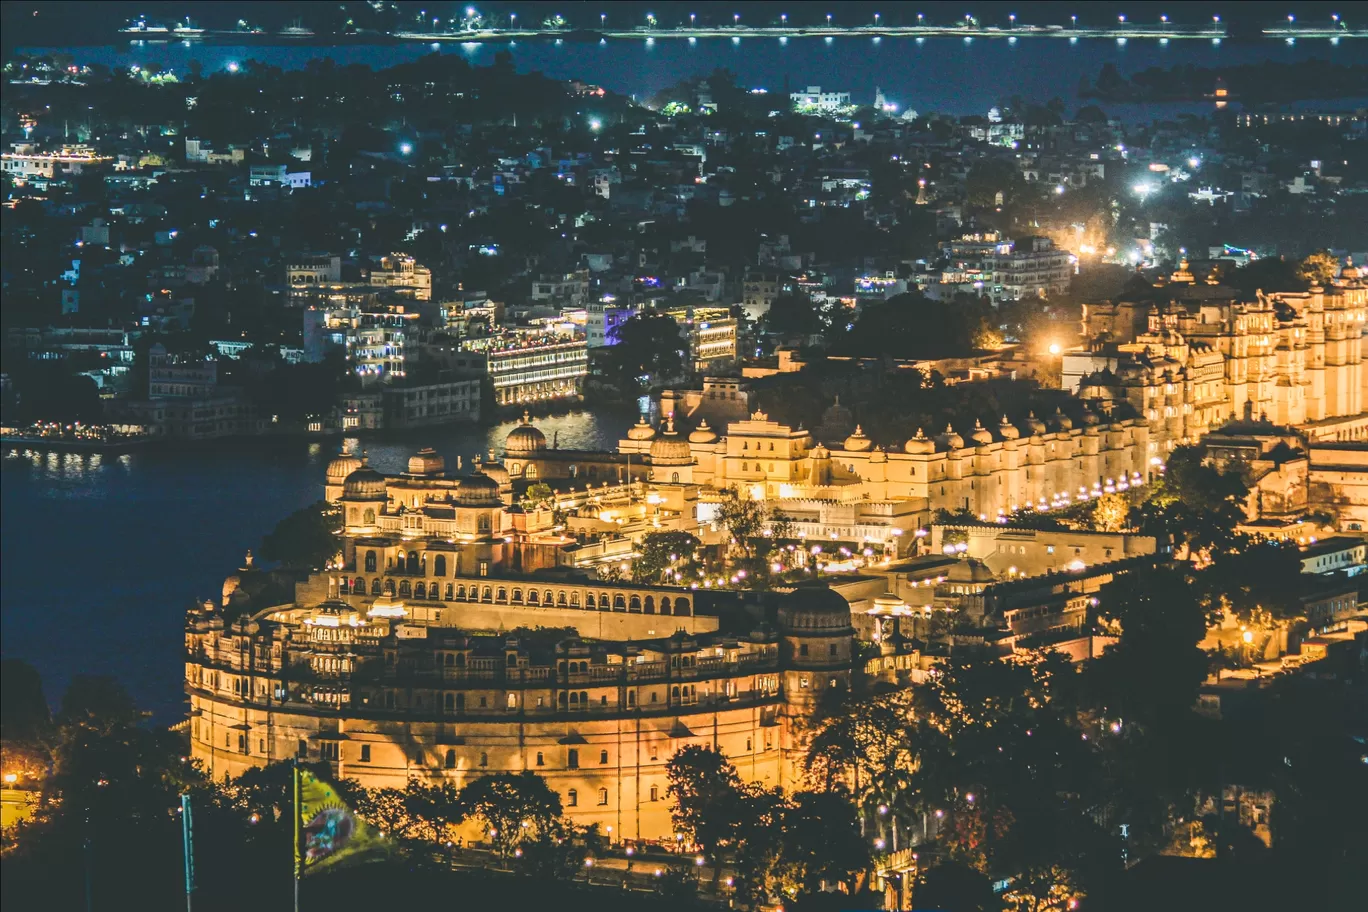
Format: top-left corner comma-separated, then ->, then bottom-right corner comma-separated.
1297,249 -> 1340,286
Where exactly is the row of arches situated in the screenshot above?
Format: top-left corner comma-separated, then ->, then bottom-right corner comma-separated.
336,578 -> 691,615
363,551 -> 450,576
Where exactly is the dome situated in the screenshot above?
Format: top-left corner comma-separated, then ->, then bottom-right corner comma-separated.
627,417 -> 657,441
843,425 -> 873,452
936,423 -> 965,450
477,459 -> 511,490
905,428 -> 935,454
1339,256 -> 1361,280
1024,411 -> 1048,435
1050,407 -> 1074,431
998,415 -> 1020,440
326,450 -> 362,483
869,446 -> 887,464
820,397 -> 855,436
342,463 -> 387,499
456,472 -> 502,507
777,583 -> 854,634
946,558 -> 996,586
505,411 -> 547,456
406,447 -> 446,477
688,419 -> 718,444
969,419 -> 994,446
649,417 -> 693,465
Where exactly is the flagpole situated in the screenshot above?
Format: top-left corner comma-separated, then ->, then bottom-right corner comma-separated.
292,761 -> 301,912
181,794 -> 195,912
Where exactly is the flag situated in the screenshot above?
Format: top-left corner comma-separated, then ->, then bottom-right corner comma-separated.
294,765 -> 389,874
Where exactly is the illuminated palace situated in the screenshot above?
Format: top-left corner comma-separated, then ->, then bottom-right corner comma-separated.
187,400 -> 1152,838
187,446 -> 854,842
1067,261 -> 1368,455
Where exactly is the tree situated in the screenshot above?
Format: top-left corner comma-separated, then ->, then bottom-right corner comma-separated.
716,486 -> 769,560
601,313 -> 686,393
459,772 -> 563,859
778,789 -> 870,899
260,501 -> 341,570
635,531 -> 701,585
521,482 -> 554,510
1296,250 -> 1339,286
1131,445 -> 1249,556
665,745 -> 745,884
56,675 -> 140,731
912,860 -> 997,912
1,659 -> 51,745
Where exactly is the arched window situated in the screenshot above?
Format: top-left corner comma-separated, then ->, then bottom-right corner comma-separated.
481,587 -> 492,602
414,582 -> 426,599
478,515 -> 491,533
629,596 -> 641,612
371,579 -> 382,595
365,551 -> 377,572
570,592 -> 580,608
434,555 -> 447,576
506,653 -> 517,667
598,788 -> 608,806
526,464 -> 538,480
353,577 -> 365,594
660,597 -> 671,615
600,750 -> 609,764
674,598 -> 690,616
557,590 -> 568,606
536,752 -> 545,766
672,472 -> 680,483
544,590 -> 554,606
525,589 -> 536,604
444,583 -> 454,600
613,595 -> 626,611
585,593 -> 596,609
496,587 -> 507,602
384,580 -> 396,597
569,692 -> 579,706
644,596 -> 655,614
512,588 -> 524,604
406,551 -> 419,573
579,691 -> 588,706
445,749 -> 456,769
671,685 -> 680,701
398,581 -> 412,598
600,593 -> 611,610
363,508 -> 376,525
567,789 -> 578,807
479,752 -> 488,767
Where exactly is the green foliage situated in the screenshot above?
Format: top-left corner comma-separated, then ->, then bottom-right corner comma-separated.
56,675 -> 140,731
260,500 -> 341,570
1131,445 -> 1249,556
1,659 -> 51,745
522,482 -> 555,510
635,531 -> 702,584
460,771 -> 563,858
832,293 -> 995,361
1297,250 -> 1340,287
665,745 -> 745,860
600,313 -> 687,393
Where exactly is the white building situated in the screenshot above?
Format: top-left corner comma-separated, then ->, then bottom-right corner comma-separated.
790,86 -> 851,114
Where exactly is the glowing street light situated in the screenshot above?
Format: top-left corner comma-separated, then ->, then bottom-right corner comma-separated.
399,142 -> 413,155
226,61 -> 239,73
826,13 -> 832,26
589,119 -> 602,131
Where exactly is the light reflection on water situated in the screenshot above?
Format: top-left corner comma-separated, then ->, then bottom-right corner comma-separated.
0,409 -> 634,721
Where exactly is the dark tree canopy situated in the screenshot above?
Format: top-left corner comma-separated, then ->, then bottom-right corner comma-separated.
260,501 -> 341,570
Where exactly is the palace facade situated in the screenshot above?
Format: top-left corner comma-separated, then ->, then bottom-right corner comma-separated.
187,445 -> 855,840
1067,261 -> 1368,456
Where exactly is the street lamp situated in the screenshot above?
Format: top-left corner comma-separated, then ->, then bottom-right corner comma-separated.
827,13 -> 832,26
1009,13 -> 1015,27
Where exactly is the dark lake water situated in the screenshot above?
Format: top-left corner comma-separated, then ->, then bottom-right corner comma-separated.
20,35 -> 1368,118
0,410 -> 634,721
